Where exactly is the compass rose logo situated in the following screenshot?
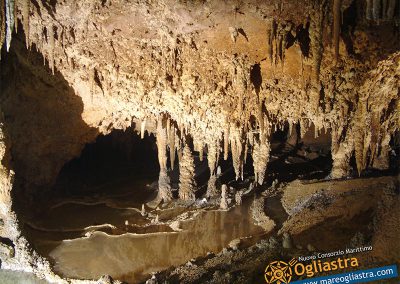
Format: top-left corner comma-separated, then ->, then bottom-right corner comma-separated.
264,258 -> 297,284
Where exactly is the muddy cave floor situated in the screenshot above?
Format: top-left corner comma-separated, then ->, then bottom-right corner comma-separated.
11,142 -> 400,284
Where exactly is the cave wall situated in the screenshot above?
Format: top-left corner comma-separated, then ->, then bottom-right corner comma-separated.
0,37 -> 98,188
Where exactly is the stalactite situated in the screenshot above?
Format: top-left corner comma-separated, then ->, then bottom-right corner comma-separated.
300,119 -> 308,138
372,0 -> 381,22
13,0 -> 16,34
140,118 -> 146,139
333,0 -> 341,64
166,117 -> 171,141
179,144 -> 196,201
382,0 -> 388,20
22,0 -> 29,48
89,68 -> 95,101
310,0 -> 326,82
223,123 -> 229,160
266,24 -> 273,65
244,140 -> 248,164
5,0 -> 15,51
194,141 -> 204,161
386,0 -> 396,19
314,125 -> 319,138
169,125 -> 176,170
0,0 -> 5,53
48,24 -> 55,74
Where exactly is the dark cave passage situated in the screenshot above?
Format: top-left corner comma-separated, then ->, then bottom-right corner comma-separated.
52,127 -> 160,196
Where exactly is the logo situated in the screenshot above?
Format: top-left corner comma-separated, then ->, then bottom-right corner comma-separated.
264,258 -> 298,284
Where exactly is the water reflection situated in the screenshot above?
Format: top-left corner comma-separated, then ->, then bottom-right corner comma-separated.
49,200 -> 265,283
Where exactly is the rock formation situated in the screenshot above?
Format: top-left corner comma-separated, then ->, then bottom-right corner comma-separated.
220,184 -> 229,210
179,144 -> 196,201
0,0 -> 398,281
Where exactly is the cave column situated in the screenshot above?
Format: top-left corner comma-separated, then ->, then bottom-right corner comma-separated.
331,127 -> 354,179
178,144 -> 196,201
372,133 -> 391,170
156,115 -> 173,202
206,141 -> 219,197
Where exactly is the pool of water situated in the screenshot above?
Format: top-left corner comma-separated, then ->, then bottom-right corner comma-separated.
40,197 -> 266,283
0,270 -> 48,284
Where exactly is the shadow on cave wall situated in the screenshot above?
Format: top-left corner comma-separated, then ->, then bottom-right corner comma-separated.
0,32 -> 99,210
53,128 -> 160,196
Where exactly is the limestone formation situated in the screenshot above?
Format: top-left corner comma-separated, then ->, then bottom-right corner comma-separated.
235,190 -> 243,205
220,184 -> 229,210
0,0 -> 398,281
141,204 -> 146,216
251,197 -> 276,231
157,115 -> 173,202
179,144 -> 196,201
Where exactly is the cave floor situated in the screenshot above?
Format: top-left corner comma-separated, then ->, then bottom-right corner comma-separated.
12,144 -> 399,284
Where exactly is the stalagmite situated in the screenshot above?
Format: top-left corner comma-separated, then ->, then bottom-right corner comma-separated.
206,142 -> 219,197
372,133 -> 391,170
0,1 -> 398,282
252,139 -> 271,185
235,190 -> 243,205
206,174 -> 218,198
179,144 -> 196,201
156,115 -> 172,202
231,131 -> 244,180
331,127 -> 354,179
141,204 -> 146,216
220,184 -> 228,210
